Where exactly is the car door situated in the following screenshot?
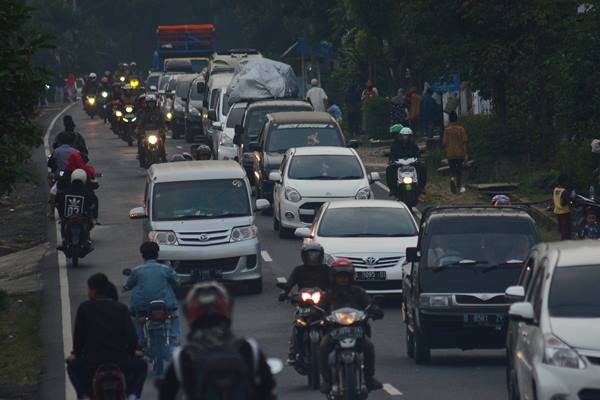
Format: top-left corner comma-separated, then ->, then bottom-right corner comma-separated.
272,153 -> 288,217
254,123 -> 268,186
507,253 -> 537,360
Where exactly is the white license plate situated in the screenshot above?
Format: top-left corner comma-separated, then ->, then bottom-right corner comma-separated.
356,271 -> 386,281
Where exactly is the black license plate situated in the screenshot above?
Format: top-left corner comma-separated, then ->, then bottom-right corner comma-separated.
463,313 -> 504,326
191,269 -> 223,282
331,326 -> 363,340
356,271 -> 386,281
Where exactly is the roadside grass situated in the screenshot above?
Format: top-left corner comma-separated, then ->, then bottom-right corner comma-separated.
0,291 -> 42,397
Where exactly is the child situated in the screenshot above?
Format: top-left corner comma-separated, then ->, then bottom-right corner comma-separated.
580,210 -> 600,239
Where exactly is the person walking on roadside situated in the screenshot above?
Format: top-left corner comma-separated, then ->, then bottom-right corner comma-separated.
360,79 -> 379,100
553,174 -> 573,240
407,86 -> 421,133
67,73 -> 76,103
390,88 -> 408,126
54,74 -> 65,104
420,87 -> 436,137
443,111 -> 468,194
306,78 -> 328,112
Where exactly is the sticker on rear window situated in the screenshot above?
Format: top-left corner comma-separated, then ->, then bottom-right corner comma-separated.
232,179 -> 242,188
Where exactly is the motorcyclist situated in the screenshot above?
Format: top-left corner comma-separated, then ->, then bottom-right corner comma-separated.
278,243 -> 331,364
98,76 -> 112,95
137,94 -> 167,165
191,144 -> 212,160
114,63 -> 128,83
56,169 -> 96,249
319,258 -> 384,394
129,61 -> 138,76
123,241 -> 181,350
82,73 -> 98,103
386,125 -> 425,195
53,115 -> 89,159
65,152 -> 100,224
158,282 -> 277,400
66,273 -> 147,400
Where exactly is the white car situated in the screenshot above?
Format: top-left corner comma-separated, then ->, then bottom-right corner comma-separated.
216,102 -> 247,161
507,241 -> 600,400
270,146 -> 380,238
295,200 -> 418,294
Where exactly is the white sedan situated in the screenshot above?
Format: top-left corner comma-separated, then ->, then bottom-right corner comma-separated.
295,200 -> 418,294
270,146 -> 380,238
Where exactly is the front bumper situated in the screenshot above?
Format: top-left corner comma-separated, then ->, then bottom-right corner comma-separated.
158,239 -> 261,284
279,196 -> 354,229
533,356 -> 600,400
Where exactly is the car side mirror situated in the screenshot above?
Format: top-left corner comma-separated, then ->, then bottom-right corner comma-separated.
505,285 -> 525,302
509,302 -> 535,323
268,171 -> 282,182
255,198 -> 270,211
196,81 -> 206,93
294,227 -> 312,238
248,141 -> 260,152
368,172 -> 381,183
208,109 -> 217,121
406,247 -> 420,262
122,268 -> 132,277
276,277 -> 288,290
129,206 -> 147,219
346,140 -> 359,149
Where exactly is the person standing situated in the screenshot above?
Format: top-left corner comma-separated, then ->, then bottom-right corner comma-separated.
443,111 -> 468,193
54,74 -> 65,104
66,73 -> 76,103
420,88 -> 436,137
390,88 -> 408,126
306,78 -> 328,112
360,79 -> 379,100
407,86 -> 421,133
553,174 -> 573,240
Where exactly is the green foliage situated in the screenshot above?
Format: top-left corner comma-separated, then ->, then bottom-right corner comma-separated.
554,139 -> 595,192
458,115 -> 507,182
0,1 -> 51,194
363,96 -> 391,139
0,290 -> 7,313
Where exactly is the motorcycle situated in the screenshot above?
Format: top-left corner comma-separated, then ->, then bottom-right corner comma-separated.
324,305 -> 378,400
92,364 -> 126,400
61,215 -> 93,268
391,157 -> 420,208
119,104 -> 136,146
98,90 -> 111,123
572,192 -> 600,238
278,279 -> 326,390
84,95 -> 98,119
140,130 -> 164,169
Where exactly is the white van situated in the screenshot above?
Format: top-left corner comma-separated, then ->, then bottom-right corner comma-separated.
129,161 -> 269,293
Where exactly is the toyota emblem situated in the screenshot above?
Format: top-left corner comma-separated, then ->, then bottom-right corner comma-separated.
365,257 -> 377,265
199,234 -> 209,242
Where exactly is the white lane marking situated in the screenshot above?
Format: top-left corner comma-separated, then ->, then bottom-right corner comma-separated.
176,145 -> 183,149
375,181 -> 390,193
383,383 -> 403,396
43,102 -> 77,400
261,250 -> 273,262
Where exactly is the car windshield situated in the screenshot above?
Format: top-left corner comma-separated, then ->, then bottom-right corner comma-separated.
152,179 -> 250,221
318,207 -> 417,237
423,219 -> 535,268
288,155 -> 363,180
226,106 -> 246,128
176,80 -> 193,98
549,265 -> 600,318
147,75 -> 160,88
267,124 -> 343,152
245,106 -> 311,138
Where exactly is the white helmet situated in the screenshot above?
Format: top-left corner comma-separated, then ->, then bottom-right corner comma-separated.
400,127 -> 413,136
71,168 -> 87,184
89,73 -> 97,81
592,139 -> 600,154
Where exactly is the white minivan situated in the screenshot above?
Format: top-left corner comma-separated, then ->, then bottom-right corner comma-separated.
129,161 -> 269,293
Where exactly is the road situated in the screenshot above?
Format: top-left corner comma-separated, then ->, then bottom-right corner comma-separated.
42,105 -> 508,400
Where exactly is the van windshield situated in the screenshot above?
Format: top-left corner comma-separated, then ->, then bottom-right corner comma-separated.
152,179 -> 250,221
245,106 -> 312,138
176,80 -> 193,98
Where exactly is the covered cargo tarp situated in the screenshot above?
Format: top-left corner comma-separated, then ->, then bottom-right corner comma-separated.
226,58 -> 297,105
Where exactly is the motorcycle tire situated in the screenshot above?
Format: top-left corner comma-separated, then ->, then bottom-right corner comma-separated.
343,362 -> 358,400
308,340 -> 320,390
149,330 -> 166,375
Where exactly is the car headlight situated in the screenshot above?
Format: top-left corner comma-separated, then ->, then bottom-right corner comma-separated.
188,106 -> 201,116
115,110 -> 123,117
230,225 -> 258,242
148,230 -> 178,245
174,102 -> 184,112
101,91 -> 108,98
285,187 -> 302,203
324,254 -> 336,266
220,133 -> 234,147
355,186 -> 371,199
125,105 -> 134,113
166,112 -> 173,120
402,176 -> 413,184
543,334 -> 586,369
147,135 -> 159,145
419,294 -> 451,308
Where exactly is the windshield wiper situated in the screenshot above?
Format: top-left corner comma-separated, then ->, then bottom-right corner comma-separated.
432,259 -> 488,273
482,260 -> 524,273
171,215 -> 212,220
213,212 -> 249,218
335,176 -> 363,180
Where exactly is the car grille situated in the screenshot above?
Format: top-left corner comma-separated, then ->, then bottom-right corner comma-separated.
299,202 -> 324,223
342,256 -> 404,269
454,294 -> 508,305
173,257 -> 240,273
579,389 -> 600,400
177,229 -> 230,246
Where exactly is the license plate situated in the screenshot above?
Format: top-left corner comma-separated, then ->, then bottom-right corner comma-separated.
331,326 -> 363,339
125,114 -> 135,119
298,307 -> 312,314
463,313 -> 504,326
356,271 -> 386,281
191,269 -> 223,282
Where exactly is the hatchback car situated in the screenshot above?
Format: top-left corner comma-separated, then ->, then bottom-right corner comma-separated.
295,200 -> 418,294
506,241 -> 600,400
270,146 -> 379,238
128,161 -> 269,293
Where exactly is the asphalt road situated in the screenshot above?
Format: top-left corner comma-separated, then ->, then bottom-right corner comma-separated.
43,106 -> 508,400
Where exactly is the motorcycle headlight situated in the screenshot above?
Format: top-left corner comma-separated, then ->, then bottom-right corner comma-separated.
230,225 -> 258,242
101,91 -> 108,98
125,106 -> 134,113
543,334 -> 586,369
174,102 -> 184,112
130,79 -> 140,88
166,112 -> 173,120
332,311 -> 361,326
147,135 -> 159,145
419,294 -> 451,308
115,110 -> 123,117
188,106 -> 201,116
220,133 -> 234,147
355,186 -> 371,199
285,187 -> 302,203
148,230 -> 178,245
87,97 -> 96,105
402,176 -> 414,184
119,76 -> 126,82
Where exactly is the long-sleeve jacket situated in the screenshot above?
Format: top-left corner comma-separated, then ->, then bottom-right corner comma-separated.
283,264 -> 330,294
125,259 -> 179,313
443,122 -> 468,160
389,140 -> 421,162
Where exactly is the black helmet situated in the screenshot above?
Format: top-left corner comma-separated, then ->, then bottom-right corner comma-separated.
301,242 -> 324,266
192,144 -> 212,160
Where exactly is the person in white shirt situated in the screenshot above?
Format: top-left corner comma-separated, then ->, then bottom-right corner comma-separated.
306,78 -> 328,112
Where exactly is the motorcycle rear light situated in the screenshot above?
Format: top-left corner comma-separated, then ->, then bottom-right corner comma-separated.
300,291 -> 322,304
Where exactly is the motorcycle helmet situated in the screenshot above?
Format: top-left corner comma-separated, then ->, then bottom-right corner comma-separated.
130,61 -> 137,69
71,168 -> 88,184
389,123 -> 404,135
88,73 -> 97,82
592,139 -> 600,154
100,76 -> 109,85
144,94 -> 157,105
184,282 -> 233,326
103,70 -> 111,77
192,144 -> 212,160
330,258 -> 355,283
169,154 -> 188,162
301,242 -> 324,266
491,194 -> 511,206
400,127 -> 413,136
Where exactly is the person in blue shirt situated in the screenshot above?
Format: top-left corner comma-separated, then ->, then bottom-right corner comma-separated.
327,103 -> 343,124
124,241 -> 181,349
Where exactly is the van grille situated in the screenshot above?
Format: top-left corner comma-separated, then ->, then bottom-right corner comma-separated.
454,294 -> 508,305
177,229 -> 230,246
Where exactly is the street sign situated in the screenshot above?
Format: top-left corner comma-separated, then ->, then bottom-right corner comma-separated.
432,73 -> 460,92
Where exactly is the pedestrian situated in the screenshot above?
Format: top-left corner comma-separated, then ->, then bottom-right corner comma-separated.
66,73 -> 76,103
553,174 -> 573,240
390,88 -> 408,126
54,74 -> 65,104
306,78 -> 328,112
360,79 -> 379,101
344,83 -> 361,136
420,87 -> 436,137
407,86 -> 421,133
327,102 -> 343,124
443,111 -> 468,194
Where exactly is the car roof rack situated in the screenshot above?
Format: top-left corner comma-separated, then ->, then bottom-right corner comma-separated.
420,204 -> 533,224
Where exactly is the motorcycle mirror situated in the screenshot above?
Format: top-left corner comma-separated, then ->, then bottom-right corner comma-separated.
266,358 -> 283,375
122,268 -> 132,276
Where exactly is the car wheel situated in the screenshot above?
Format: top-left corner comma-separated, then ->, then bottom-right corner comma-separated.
247,277 -> 263,294
278,212 -> 292,239
414,328 -> 431,365
406,324 -> 415,359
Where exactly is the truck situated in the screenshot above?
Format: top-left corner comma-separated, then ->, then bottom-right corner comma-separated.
152,24 -> 215,72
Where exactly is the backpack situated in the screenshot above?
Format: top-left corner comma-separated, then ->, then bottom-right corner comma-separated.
173,336 -> 260,400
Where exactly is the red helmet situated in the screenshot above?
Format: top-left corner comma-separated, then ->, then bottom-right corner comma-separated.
330,258 -> 355,276
100,76 -> 109,84
184,282 -> 233,325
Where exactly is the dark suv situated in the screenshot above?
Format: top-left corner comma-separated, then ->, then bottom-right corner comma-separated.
402,205 -> 539,364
